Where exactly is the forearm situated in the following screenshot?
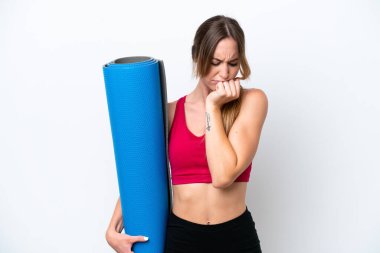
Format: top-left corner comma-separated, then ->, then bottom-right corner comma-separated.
205,104 -> 237,188
107,196 -> 124,233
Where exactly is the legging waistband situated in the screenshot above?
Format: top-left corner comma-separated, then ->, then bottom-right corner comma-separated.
168,206 -> 253,232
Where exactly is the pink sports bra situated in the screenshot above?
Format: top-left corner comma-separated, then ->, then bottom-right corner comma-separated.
168,95 -> 252,185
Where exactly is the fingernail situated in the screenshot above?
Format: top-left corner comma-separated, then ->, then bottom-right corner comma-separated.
144,236 -> 149,241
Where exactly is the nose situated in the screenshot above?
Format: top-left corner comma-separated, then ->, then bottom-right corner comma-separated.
219,63 -> 229,80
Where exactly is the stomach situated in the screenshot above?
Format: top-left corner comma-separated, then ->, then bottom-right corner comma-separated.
171,182 -> 248,225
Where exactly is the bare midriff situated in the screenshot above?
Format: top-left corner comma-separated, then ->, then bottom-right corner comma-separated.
171,182 -> 248,225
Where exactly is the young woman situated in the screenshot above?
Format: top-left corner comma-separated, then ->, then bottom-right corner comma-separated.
106,15 -> 268,253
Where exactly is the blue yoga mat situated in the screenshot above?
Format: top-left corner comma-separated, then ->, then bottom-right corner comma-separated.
103,56 -> 172,253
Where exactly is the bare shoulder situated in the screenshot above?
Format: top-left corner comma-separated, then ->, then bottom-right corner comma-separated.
239,87 -> 268,124
242,88 -> 268,109
168,99 -> 179,132
168,99 -> 178,109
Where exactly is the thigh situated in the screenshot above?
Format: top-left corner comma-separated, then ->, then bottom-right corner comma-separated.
164,221 -> 200,253
217,212 -> 262,253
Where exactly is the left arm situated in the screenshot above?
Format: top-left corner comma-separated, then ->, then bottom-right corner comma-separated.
205,89 -> 268,189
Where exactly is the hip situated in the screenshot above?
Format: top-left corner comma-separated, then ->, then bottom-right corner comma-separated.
164,206 -> 262,253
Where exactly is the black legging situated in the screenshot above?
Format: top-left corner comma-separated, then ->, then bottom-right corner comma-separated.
164,206 -> 262,253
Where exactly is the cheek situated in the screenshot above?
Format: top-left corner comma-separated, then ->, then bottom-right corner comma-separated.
207,67 -> 219,77
203,70 -> 213,80
231,66 -> 240,75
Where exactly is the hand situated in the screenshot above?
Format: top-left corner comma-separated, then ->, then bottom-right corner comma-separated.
106,229 -> 149,253
206,78 -> 241,109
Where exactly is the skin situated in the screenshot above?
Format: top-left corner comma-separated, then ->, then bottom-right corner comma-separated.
170,37 -> 268,224
105,37 -> 268,252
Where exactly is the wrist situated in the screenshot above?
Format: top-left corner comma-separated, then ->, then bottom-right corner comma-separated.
206,102 -> 220,112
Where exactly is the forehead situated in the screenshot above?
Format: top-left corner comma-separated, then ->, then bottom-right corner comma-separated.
213,37 -> 239,58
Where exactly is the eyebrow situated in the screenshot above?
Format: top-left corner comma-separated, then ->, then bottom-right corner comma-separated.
212,57 -> 239,62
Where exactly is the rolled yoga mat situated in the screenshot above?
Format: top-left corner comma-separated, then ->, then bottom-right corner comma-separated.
103,56 -> 172,253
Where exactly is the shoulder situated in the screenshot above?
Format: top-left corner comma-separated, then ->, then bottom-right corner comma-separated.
168,94 -> 186,113
168,98 -> 180,132
239,88 -> 268,125
168,99 -> 178,111
241,88 -> 268,111
168,96 -> 181,114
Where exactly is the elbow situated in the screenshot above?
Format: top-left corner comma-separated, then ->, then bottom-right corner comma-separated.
212,176 -> 233,189
211,166 -> 235,189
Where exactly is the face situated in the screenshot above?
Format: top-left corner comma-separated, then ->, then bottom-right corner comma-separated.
201,37 -> 240,91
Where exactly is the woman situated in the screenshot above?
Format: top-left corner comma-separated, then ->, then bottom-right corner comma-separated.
106,15 -> 268,253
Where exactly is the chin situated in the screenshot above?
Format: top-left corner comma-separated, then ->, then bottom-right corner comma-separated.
201,79 -> 215,91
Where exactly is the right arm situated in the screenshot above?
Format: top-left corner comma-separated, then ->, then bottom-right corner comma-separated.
105,197 -> 149,253
106,196 -> 124,234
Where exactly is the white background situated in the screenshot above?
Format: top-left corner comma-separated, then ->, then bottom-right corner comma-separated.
1,0 -> 379,252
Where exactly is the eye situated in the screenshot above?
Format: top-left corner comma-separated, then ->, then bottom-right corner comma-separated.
211,62 -> 238,66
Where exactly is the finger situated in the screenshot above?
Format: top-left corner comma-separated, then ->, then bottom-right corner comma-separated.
230,79 -> 237,98
218,82 -> 226,94
234,79 -> 241,97
216,82 -> 222,92
215,81 -> 221,91
223,81 -> 231,96
229,79 -> 238,97
128,235 -> 149,243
